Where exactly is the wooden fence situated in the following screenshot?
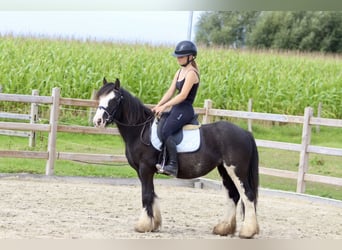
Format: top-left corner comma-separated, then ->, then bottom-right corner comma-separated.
0,89 -> 39,147
0,88 -> 341,194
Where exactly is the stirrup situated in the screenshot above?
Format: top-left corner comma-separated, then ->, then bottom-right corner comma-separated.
156,162 -> 172,175
156,163 -> 164,172
156,146 -> 167,173
156,164 -> 168,175
157,163 -> 178,177
156,158 -> 166,174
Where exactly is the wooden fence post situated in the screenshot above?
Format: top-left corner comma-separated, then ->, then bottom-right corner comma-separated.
248,98 -> 253,132
316,102 -> 322,133
296,107 -> 313,193
202,99 -> 212,124
88,89 -> 97,125
45,87 -> 60,176
29,89 -> 39,147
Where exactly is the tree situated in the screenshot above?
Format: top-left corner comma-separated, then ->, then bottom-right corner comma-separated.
314,12 -> 342,52
195,11 -> 261,48
195,11 -> 342,53
248,11 -> 342,53
246,12 -> 283,49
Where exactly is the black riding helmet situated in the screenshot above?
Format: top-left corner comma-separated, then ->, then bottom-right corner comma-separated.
173,40 -> 197,57
172,40 -> 197,66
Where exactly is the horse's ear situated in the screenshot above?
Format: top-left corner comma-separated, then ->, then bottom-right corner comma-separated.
103,77 -> 108,85
114,78 -> 120,90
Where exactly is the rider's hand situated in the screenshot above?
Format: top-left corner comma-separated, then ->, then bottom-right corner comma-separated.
152,105 -> 166,117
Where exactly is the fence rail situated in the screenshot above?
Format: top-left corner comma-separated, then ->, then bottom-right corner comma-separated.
0,89 -> 39,146
0,88 -> 341,194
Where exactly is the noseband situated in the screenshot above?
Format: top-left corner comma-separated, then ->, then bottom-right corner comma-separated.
97,105 -> 114,124
98,90 -> 123,125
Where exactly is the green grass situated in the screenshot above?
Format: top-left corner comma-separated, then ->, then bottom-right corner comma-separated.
259,175 -> 342,200
54,161 -> 136,178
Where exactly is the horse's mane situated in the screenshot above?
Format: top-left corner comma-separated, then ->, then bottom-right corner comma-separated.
95,83 -> 115,99
96,83 -> 153,124
120,88 -> 154,124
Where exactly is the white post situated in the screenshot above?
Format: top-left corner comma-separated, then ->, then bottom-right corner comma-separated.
29,89 -> 39,147
296,107 -> 313,193
187,11 -> 194,41
45,87 -> 60,176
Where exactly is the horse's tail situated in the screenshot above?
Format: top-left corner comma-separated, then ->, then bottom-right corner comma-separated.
248,133 -> 259,206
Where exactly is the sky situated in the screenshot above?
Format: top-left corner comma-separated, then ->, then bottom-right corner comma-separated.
0,11 -> 203,45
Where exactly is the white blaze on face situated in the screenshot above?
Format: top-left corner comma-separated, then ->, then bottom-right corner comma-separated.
93,91 -> 115,127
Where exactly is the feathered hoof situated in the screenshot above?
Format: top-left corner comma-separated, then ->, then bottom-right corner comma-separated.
212,220 -> 236,236
134,217 -> 161,233
134,207 -> 162,233
238,223 -> 259,239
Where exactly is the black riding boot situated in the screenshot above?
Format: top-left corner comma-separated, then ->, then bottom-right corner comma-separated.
159,137 -> 178,177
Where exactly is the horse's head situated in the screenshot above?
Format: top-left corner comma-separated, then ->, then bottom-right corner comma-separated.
93,77 -> 123,127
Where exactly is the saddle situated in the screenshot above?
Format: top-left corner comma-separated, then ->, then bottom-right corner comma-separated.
151,112 -> 201,153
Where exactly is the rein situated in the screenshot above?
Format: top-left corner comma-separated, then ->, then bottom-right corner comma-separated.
113,115 -> 155,146
113,115 -> 155,128
97,94 -> 155,146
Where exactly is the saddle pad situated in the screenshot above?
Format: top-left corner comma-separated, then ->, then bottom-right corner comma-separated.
151,119 -> 200,153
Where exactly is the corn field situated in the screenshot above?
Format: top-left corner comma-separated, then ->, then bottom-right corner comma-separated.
0,36 -> 341,118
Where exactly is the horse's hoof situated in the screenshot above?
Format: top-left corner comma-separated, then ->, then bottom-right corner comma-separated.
134,220 -> 159,233
135,205 -> 162,233
213,220 -> 236,236
238,224 -> 259,239
238,232 -> 256,239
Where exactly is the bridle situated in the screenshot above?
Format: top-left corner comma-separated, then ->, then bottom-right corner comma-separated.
96,89 -> 154,146
97,90 -> 123,125
97,105 -> 116,125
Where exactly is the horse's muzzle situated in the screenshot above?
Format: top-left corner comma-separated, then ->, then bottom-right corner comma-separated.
94,117 -> 106,128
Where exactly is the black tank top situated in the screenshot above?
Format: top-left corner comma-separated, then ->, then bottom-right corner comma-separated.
175,70 -> 199,104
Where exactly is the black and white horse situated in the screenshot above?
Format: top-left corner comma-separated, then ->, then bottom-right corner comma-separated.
93,78 -> 259,238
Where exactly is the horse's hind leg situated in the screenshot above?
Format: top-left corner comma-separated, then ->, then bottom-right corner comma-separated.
224,163 -> 259,238
213,165 -> 240,236
134,167 -> 161,232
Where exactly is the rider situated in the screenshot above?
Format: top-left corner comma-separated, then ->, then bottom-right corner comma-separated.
152,40 -> 200,177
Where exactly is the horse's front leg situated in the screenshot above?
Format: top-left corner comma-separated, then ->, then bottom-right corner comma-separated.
134,165 -> 161,232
